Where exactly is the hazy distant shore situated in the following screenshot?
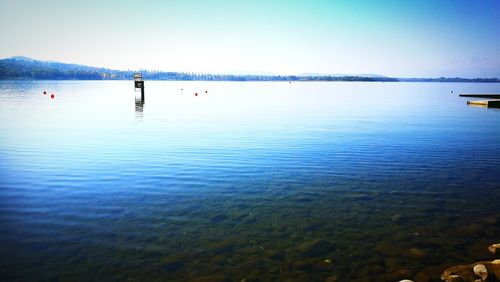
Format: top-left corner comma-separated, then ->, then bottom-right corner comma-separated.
1,56 -> 499,82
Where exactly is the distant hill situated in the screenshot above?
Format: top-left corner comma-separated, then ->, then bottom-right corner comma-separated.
0,56 -> 130,80
0,56 -> 498,82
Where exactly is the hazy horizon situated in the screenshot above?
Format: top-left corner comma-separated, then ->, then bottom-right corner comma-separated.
1,0 -> 499,78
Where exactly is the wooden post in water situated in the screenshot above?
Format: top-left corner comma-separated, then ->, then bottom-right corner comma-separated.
134,73 -> 145,103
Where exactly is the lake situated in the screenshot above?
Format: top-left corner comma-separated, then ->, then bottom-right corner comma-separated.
0,81 -> 499,281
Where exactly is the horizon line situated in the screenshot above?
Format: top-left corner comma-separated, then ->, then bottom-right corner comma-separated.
2,56 -> 500,80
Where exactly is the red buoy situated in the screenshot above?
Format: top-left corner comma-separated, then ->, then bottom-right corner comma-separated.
195,92 -> 198,96
205,90 -> 208,93
43,91 -> 47,94
50,94 -> 55,99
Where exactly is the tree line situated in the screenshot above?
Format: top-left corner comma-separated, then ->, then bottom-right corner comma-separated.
1,57 -> 498,82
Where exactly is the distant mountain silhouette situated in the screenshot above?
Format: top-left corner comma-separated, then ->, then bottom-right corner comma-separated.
0,56 -> 498,82
9,56 -> 38,62
299,72 -> 387,78
0,56 -> 124,80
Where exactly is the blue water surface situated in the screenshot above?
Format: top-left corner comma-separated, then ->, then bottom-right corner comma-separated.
0,81 -> 499,281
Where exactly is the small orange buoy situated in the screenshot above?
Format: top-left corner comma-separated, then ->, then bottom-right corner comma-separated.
50,94 -> 54,99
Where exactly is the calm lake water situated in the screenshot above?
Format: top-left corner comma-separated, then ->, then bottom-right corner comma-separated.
0,81 -> 499,281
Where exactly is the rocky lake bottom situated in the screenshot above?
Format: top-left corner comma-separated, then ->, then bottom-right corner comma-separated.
1,177 -> 498,281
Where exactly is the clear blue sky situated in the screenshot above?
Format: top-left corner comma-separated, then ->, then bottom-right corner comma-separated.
1,0 -> 499,77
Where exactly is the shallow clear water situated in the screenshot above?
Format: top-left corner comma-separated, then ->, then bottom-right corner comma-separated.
0,81 -> 499,281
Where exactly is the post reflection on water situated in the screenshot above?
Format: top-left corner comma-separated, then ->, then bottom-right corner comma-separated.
135,96 -> 144,119
134,73 -> 145,119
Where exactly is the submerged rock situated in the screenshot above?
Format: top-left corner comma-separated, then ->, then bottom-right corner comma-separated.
190,274 -> 230,282
391,214 -> 407,223
385,258 -> 402,273
325,274 -> 339,282
386,268 -> 412,281
419,264 -> 455,282
263,249 -> 284,260
374,242 -> 402,257
467,241 -> 496,260
209,239 -> 237,254
297,239 -> 334,257
404,247 -> 427,259
415,271 -> 431,282
313,260 -> 334,272
291,259 -> 314,271
161,258 -> 184,271
210,214 -> 228,223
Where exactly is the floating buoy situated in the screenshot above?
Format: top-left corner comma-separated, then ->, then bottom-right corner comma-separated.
195,92 -> 198,96
43,91 -> 47,94
451,90 -> 454,93
181,88 -> 183,91
205,90 -> 208,93
50,94 -> 54,99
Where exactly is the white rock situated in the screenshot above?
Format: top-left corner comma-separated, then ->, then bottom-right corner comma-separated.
473,264 -> 488,281
488,243 -> 500,254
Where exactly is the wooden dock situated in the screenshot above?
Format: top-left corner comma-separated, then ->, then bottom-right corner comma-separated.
466,100 -> 500,108
459,94 -> 500,99
458,93 -> 500,108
